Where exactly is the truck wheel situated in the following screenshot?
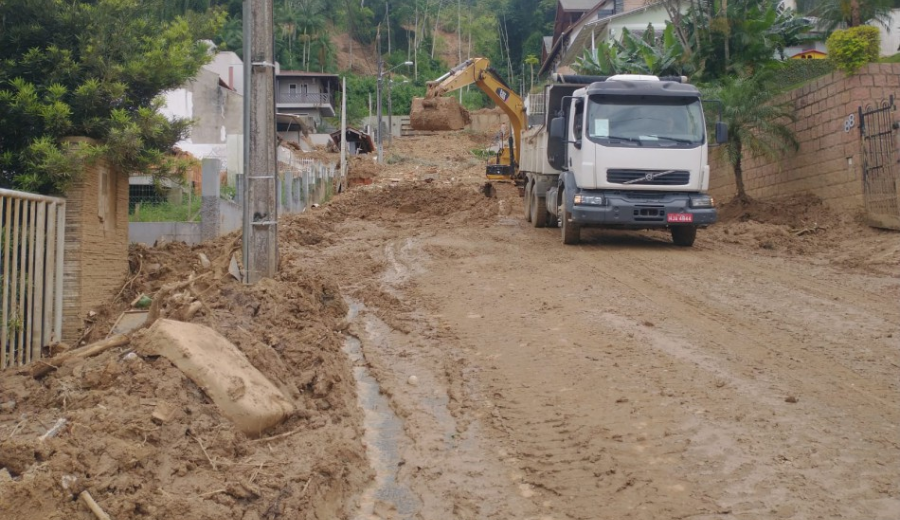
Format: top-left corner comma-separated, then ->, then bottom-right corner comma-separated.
524,180 -> 532,222
561,200 -> 580,245
531,191 -> 548,228
671,226 -> 697,247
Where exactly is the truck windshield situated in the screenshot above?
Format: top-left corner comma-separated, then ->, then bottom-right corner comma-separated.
586,95 -> 705,148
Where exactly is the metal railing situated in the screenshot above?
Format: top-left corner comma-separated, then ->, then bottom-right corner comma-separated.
1,188 -> 65,368
276,92 -> 331,106
278,158 -> 338,214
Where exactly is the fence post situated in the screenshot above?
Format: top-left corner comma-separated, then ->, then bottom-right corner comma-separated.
235,174 -> 244,205
201,158 -> 221,241
302,169 -> 310,211
284,169 -> 294,214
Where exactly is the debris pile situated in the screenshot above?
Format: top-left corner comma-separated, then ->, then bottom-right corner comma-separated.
0,232 -> 369,520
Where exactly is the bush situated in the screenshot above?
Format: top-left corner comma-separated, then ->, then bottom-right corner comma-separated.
768,59 -> 836,91
826,26 -> 881,74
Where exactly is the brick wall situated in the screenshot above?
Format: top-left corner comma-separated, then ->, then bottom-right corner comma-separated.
710,63 -> 900,213
62,160 -> 129,344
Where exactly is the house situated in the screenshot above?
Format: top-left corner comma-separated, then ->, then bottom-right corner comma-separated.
275,70 -> 341,133
330,127 -> 375,155
540,0 -> 656,75
791,49 -> 828,60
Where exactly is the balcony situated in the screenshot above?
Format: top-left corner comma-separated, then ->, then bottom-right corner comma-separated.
276,92 -> 335,117
277,92 -> 331,106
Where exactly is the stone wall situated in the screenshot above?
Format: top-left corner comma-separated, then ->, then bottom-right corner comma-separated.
62,161 -> 129,343
710,63 -> 900,213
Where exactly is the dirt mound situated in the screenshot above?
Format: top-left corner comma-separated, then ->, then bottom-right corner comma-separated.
705,194 -> 899,273
328,182 -> 500,226
348,155 -> 378,183
409,97 -> 470,131
0,230 -> 369,519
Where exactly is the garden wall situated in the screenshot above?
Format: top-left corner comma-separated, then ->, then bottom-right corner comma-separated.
63,160 -> 129,344
709,63 -> 900,212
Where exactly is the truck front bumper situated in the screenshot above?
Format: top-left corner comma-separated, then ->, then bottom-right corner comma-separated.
570,191 -> 717,228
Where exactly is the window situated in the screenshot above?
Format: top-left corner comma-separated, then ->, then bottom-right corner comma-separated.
587,95 -> 705,148
289,84 -> 297,94
573,100 -> 584,141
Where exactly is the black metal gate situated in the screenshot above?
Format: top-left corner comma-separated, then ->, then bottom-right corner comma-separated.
859,96 -> 900,230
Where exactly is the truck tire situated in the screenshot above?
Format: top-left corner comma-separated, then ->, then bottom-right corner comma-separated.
524,180 -> 532,222
561,199 -> 580,245
531,191 -> 548,228
671,226 -> 697,247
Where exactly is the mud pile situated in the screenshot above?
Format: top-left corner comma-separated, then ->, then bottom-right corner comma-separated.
701,193 -> 899,274
409,97 -> 471,131
0,232 -> 369,520
347,155 -> 378,186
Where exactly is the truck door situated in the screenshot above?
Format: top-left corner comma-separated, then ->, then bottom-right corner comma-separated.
569,98 -> 585,183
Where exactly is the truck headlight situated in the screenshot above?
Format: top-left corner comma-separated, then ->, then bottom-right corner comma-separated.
689,195 -> 715,208
574,194 -> 605,206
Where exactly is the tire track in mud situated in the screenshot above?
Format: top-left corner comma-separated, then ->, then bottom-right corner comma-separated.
521,226 -> 900,406
510,226 -> 900,518
563,241 -> 899,412
347,236 -> 547,520
410,218 -> 899,520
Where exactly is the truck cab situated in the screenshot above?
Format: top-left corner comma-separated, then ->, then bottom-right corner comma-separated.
538,75 -> 725,246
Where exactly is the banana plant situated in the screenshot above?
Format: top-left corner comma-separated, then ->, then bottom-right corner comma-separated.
574,23 -> 694,77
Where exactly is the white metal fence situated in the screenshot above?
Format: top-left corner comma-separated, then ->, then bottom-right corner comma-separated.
278,157 -> 338,214
1,188 -> 65,369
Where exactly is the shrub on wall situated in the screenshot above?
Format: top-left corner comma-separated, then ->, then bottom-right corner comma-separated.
769,59 -> 836,91
826,26 -> 881,74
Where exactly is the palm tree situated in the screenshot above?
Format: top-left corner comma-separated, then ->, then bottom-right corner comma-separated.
705,73 -> 799,202
807,0 -> 896,32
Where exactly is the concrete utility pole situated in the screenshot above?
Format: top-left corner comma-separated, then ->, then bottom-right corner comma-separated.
340,77 -> 347,186
242,0 -> 278,283
377,55 -> 384,164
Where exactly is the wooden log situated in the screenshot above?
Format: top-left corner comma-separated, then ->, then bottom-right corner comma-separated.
29,334 -> 130,378
79,491 -> 112,520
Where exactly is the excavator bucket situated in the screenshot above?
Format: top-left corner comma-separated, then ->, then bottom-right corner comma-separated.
409,97 -> 471,131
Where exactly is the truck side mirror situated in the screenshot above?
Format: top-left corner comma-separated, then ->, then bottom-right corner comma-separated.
548,116 -> 567,170
550,117 -> 566,140
715,121 -> 728,144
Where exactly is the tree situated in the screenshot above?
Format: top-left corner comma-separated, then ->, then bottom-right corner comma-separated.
524,54 -> 539,93
0,0 -> 222,194
704,72 -> 799,202
808,0 -> 896,32
658,0 -> 811,80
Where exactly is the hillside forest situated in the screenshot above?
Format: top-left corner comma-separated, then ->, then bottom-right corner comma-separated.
161,0 -> 558,120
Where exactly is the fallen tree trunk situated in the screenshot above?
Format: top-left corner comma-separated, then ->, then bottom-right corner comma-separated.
28,334 -> 130,378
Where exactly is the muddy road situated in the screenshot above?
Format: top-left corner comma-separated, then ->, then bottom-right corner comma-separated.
287,133 -> 900,520
2,132 -> 897,520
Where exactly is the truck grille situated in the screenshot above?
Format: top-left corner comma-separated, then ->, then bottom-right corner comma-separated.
607,169 -> 690,186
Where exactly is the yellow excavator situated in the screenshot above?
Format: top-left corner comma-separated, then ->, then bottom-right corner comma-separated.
409,58 -> 526,181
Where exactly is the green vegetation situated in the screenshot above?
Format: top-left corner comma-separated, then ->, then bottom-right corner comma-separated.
703,72 -> 799,203
0,0 -> 222,195
797,0 -> 898,32
827,26 -> 881,74
129,196 -> 202,222
575,24 -> 693,77
767,59 -> 836,91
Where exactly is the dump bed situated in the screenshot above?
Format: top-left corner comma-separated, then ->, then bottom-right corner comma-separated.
519,84 -> 582,176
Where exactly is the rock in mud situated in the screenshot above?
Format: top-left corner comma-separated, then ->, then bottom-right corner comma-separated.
142,319 -> 295,437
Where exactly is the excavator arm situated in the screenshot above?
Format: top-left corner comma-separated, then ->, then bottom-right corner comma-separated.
418,58 -> 527,180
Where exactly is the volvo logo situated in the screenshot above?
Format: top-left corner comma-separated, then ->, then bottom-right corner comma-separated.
622,170 -> 677,184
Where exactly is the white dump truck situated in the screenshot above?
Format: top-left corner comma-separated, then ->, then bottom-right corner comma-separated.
520,74 -> 727,246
